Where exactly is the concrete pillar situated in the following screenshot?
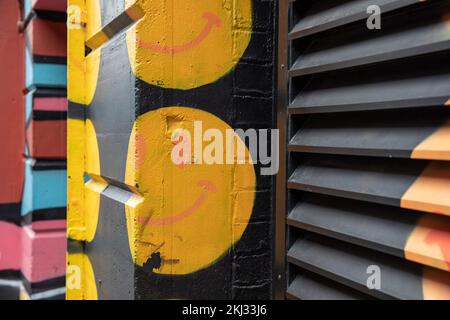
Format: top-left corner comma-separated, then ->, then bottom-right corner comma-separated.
0,0 -> 26,300
67,0 -> 276,299
19,0 -> 68,300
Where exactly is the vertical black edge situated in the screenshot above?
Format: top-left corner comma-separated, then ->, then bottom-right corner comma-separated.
274,0 -> 289,300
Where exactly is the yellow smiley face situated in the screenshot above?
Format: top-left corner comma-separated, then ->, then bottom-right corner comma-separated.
124,107 -> 256,275
126,0 -> 252,89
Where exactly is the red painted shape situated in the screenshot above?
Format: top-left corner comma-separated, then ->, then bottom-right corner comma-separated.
425,229 -> 450,270
28,18 -> 67,58
21,226 -> 66,283
0,1 -> 25,205
26,120 -> 67,159
138,12 -> 222,54
31,0 -> 67,12
0,222 -> 21,271
34,97 -> 68,112
139,180 -> 217,226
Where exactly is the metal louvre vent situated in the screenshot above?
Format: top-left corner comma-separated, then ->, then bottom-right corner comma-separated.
284,0 -> 450,300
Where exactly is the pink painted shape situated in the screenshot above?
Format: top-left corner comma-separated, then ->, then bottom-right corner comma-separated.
425,229 -> 450,270
0,222 -> 21,271
32,0 -> 67,12
34,97 -> 68,112
138,180 -> 217,226
21,226 -> 66,283
31,220 -> 67,232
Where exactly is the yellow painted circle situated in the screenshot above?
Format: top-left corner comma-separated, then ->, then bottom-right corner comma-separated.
67,253 -> 98,300
84,119 -> 104,242
125,107 -> 256,275
68,0 -> 101,105
126,0 -> 252,89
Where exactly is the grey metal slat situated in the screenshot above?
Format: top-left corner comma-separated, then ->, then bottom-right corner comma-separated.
287,234 -> 426,299
289,0 -> 422,40
290,12 -> 450,77
288,112 -> 444,158
289,68 -> 450,114
287,196 -> 419,258
287,156 -> 426,207
287,272 -> 374,300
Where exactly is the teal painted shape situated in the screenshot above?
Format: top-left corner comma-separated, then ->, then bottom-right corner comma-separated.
21,159 -> 67,216
25,89 -> 34,120
24,0 -> 31,18
26,49 -> 67,89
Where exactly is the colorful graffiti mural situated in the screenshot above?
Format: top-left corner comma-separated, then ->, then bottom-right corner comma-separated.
67,0 -> 275,300
0,0 -> 25,299
0,0 -> 448,302
21,0 -> 67,299
0,0 -> 67,300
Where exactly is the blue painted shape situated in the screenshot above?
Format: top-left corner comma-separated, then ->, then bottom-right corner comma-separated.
24,0 -> 31,18
26,48 -> 67,89
21,159 -> 67,216
25,89 -> 34,121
